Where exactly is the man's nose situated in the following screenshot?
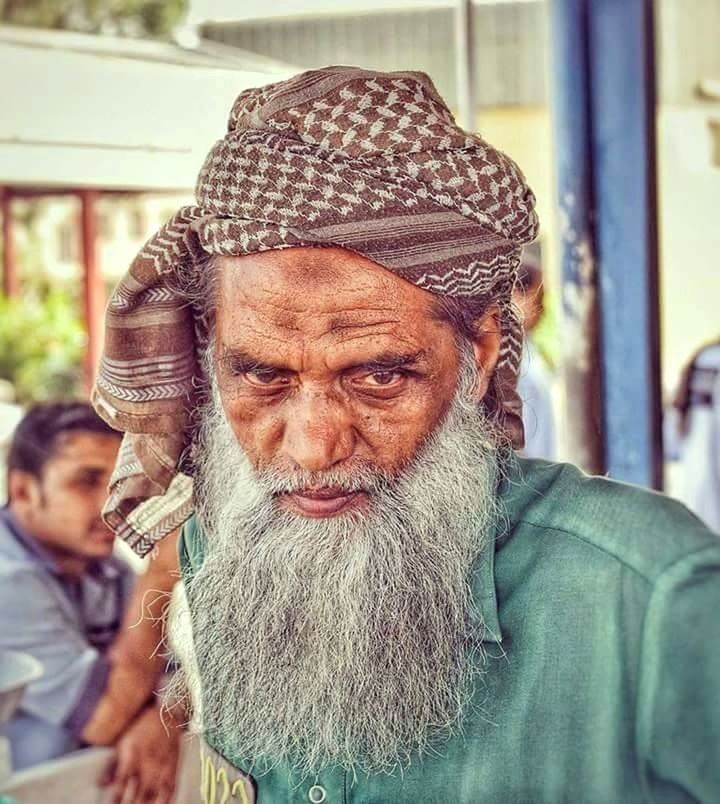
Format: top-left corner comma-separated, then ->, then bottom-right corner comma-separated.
94,480 -> 112,514
280,390 -> 355,472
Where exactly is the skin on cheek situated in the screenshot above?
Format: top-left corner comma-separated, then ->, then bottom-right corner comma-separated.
353,384 -> 452,468
227,401 -> 286,464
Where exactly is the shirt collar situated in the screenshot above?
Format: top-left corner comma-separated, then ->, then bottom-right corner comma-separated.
0,505 -> 122,581
92,556 -> 123,581
476,453 -> 559,645
474,457 -> 516,646
0,505 -> 59,573
481,455 -> 573,646
476,530 -> 503,644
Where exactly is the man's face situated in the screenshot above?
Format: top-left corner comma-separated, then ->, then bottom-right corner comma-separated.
15,431 -> 121,561
173,246 -> 505,773
214,246 -> 496,514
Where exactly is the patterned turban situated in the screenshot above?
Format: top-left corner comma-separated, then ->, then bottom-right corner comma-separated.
92,66 -> 539,556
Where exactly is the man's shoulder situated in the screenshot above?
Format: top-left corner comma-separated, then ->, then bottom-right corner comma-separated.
507,458 -> 720,585
695,341 -> 720,369
0,522 -> 56,612
0,514 -> 39,575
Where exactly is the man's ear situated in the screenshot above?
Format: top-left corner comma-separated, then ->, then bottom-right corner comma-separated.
8,470 -> 42,510
469,304 -> 502,402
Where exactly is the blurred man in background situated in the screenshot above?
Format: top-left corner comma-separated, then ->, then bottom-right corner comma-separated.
0,402 -> 181,803
666,338 -> 720,532
512,252 -> 557,460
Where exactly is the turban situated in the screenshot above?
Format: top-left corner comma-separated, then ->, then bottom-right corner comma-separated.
92,66 -> 539,556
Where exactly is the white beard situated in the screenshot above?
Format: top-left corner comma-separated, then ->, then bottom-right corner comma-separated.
169,354 -> 504,777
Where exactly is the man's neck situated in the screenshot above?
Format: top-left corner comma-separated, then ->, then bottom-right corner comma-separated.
45,551 -> 89,579
7,504 -> 90,578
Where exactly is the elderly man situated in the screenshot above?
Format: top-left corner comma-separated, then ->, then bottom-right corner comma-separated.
93,68 -> 720,803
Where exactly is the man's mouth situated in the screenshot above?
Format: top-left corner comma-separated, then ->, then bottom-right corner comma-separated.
282,487 -> 368,517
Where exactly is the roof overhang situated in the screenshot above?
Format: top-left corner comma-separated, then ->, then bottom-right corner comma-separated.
0,26 -> 296,192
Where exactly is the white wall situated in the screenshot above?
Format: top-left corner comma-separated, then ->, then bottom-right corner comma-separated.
657,106 -> 720,394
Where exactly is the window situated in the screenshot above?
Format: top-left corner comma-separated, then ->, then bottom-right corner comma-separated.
58,222 -> 77,262
129,208 -> 146,239
98,212 -> 113,240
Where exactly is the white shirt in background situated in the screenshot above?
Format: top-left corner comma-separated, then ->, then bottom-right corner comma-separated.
518,339 -> 557,461
667,344 -> 720,534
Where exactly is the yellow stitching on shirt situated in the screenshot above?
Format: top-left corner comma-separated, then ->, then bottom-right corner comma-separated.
231,778 -> 251,804
202,755 -> 217,804
199,745 -> 252,803
217,767 -> 230,804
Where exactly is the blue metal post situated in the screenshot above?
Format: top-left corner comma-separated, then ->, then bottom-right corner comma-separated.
549,0 -> 605,474
588,0 -> 662,488
550,0 -> 662,487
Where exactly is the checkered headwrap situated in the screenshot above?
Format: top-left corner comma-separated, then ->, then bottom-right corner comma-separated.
93,66 -> 539,556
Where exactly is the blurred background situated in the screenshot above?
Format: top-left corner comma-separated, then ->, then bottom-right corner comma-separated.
0,2 -> 718,798
0,0 -> 718,503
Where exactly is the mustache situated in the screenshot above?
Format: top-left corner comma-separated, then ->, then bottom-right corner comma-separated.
254,461 -> 396,496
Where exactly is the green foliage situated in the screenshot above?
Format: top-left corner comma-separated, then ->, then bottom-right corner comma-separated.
0,292 -> 85,404
0,0 -> 188,37
531,288 -> 559,372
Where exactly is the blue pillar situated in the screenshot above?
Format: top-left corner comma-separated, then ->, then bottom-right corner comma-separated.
588,0 -> 662,488
550,0 -> 662,488
549,0 -> 604,474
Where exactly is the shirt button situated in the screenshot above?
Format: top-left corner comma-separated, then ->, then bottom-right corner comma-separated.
308,784 -> 327,803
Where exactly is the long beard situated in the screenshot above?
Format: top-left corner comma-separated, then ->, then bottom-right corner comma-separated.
171,359 -> 504,777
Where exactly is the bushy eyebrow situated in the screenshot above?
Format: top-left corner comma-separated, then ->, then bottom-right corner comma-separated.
218,349 -> 283,374
356,351 -> 426,371
69,466 -> 106,479
218,347 -> 426,374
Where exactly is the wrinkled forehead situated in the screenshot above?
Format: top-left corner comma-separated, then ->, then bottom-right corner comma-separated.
214,246 -> 442,336
209,247 -> 464,377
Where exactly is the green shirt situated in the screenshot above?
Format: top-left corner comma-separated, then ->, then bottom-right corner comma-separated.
179,458 -> 720,803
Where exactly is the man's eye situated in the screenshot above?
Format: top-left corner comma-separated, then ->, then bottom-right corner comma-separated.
353,370 -> 407,390
75,473 -> 103,487
243,370 -> 290,387
368,371 -> 403,386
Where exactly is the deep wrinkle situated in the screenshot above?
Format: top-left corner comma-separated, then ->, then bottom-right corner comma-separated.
218,347 -> 427,377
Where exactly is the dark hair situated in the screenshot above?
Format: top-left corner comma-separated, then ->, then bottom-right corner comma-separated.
431,293 -> 506,425
432,294 -> 495,343
7,401 -> 119,482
